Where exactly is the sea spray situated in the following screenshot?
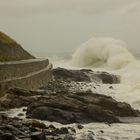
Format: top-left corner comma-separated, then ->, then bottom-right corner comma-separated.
71,37 -> 140,109
50,37 -> 140,109
71,37 -> 135,69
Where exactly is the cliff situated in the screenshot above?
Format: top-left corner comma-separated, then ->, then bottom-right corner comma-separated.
0,32 -> 35,61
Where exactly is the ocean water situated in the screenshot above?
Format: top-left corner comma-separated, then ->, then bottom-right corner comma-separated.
8,37 -> 140,140
49,37 -> 140,109
44,37 -> 140,140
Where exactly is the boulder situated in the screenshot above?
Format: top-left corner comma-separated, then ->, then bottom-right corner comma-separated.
52,68 -> 120,84
41,68 -> 120,93
0,88 -> 47,110
0,114 -> 75,140
30,132 -> 46,140
26,91 -> 140,124
0,89 -> 38,110
0,133 -> 17,140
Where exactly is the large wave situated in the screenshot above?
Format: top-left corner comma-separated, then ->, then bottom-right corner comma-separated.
71,37 -> 135,69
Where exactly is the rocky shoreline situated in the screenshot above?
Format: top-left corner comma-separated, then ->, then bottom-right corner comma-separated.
0,113 -> 77,140
0,68 -> 140,140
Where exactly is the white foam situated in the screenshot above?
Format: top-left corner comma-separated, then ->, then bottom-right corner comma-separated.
0,36 -> 139,140
71,37 -> 135,69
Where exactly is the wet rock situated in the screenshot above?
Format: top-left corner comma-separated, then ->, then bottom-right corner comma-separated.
30,132 -> 46,140
3,124 -> 26,136
86,132 -> 95,140
23,119 -> 46,129
100,130 -> 104,134
96,71 -> 120,84
76,124 -> 84,129
0,133 -> 17,140
17,113 -> 24,117
0,113 -> 75,140
41,68 -> 120,93
0,90 -> 37,110
53,68 -> 92,82
53,127 -> 69,134
68,127 -> 76,134
97,138 -> 107,140
0,88 -> 49,110
26,90 -> 140,124
52,68 -> 120,84
109,86 -> 113,89
47,125 -> 56,130
23,108 -> 27,112
29,126 -> 38,132
64,134 -> 75,140
0,68 -> 120,111
7,88 -> 35,96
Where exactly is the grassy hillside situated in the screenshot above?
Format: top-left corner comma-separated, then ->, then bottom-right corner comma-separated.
0,32 -> 35,62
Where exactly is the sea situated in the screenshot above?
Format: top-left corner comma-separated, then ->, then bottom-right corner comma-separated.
9,37 -> 140,140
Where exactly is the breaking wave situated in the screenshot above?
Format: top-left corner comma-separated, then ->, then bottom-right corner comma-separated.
71,37 -> 135,69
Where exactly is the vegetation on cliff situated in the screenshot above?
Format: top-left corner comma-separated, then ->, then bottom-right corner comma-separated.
0,32 -> 35,62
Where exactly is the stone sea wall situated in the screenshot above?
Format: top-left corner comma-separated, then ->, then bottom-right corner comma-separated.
0,59 -> 52,91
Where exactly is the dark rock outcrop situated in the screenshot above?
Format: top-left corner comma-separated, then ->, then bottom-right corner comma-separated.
41,68 -> 120,93
0,114 -> 76,140
0,67 -> 139,126
0,88 -> 40,110
53,68 -> 120,84
0,88 -> 52,111
0,32 -> 34,62
26,90 -> 140,124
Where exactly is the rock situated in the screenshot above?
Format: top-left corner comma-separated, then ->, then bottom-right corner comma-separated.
109,86 -> 113,89
52,68 -> 120,84
30,132 -> 46,140
135,138 -> 140,140
41,68 -> 120,94
68,127 -> 76,134
47,125 -> 56,130
0,88 -> 50,110
52,68 -> 92,82
7,88 -> 35,96
17,113 -> 24,117
76,124 -> 84,129
97,138 -> 107,140
23,119 -> 46,129
0,90 -> 37,110
23,108 -> 27,112
3,124 -> 25,136
0,113 -> 75,140
86,132 -> 95,140
64,134 -> 75,140
29,126 -> 38,132
100,130 -> 104,133
0,130 -> 3,136
53,127 -> 69,134
0,133 -> 17,140
87,131 -> 95,135
0,67 -> 120,111
96,72 -> 120,84
26,90 -> 140,124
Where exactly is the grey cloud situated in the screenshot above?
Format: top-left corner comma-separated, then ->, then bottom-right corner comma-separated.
0,0 -> 140,55
0,0 -> 139,18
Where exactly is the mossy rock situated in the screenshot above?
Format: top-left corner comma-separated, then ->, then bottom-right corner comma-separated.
0,32 -> 17,45
0,32 -> 35,62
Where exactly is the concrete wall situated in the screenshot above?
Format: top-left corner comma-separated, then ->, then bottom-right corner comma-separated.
0,59 -> 49,81
0,59 -> 52,91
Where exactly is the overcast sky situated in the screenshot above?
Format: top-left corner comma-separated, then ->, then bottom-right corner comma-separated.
0,0 -> 140,56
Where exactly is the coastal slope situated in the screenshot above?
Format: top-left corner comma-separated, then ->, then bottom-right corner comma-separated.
0,32 -> 35,61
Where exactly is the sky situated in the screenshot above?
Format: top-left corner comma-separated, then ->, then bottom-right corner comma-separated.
0,0 -> 140,57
